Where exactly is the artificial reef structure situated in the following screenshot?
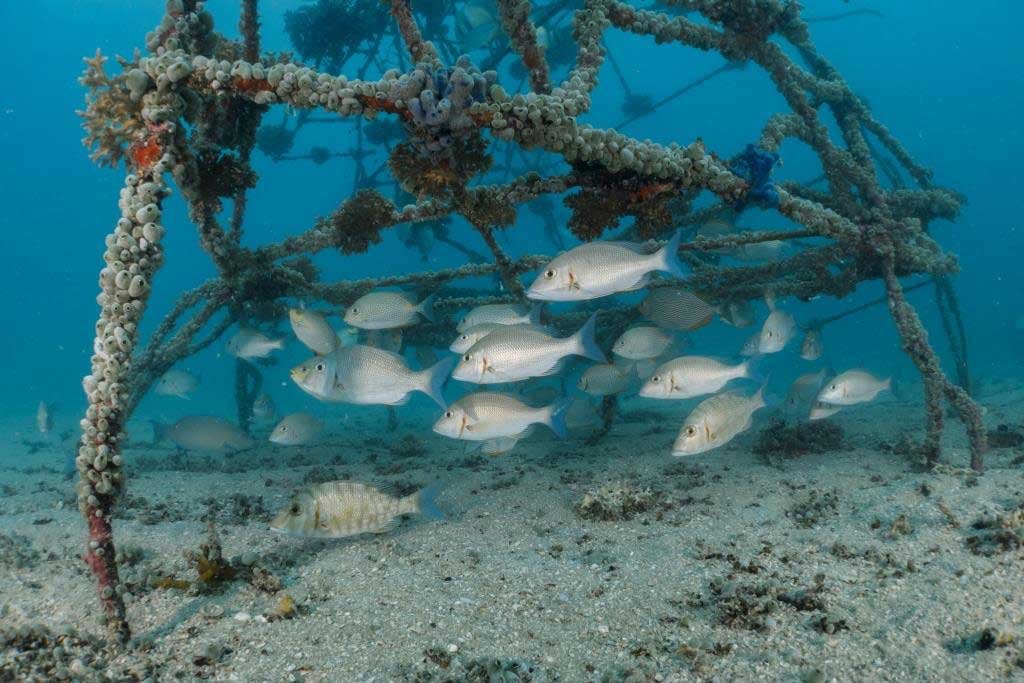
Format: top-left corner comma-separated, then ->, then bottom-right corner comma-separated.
76,0 -> 984,643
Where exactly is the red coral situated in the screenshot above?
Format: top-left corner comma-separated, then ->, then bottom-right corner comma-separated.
130,136 -> 162,170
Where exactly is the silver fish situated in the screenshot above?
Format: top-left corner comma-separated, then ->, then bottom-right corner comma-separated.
154,368 -> 199,399
809,400 -> 842,421
269,412 -> 324,446
639,288 -> 714,331
289,308 -> 339,355
672,387 -> 766,456
758,306 -> 795,354
365,327 -> 403,353
578,363 -> 634,396
729,239 -> 787,262
740,332 -> 761,357
612,326 -> 675,360
271,481 -> 443,539
800,328 -> 823,361
36,401 -> 52,434
432,392 -> 569,455
452,313 -> 605,384
717,300 -> 755,328
817,370 -> 891,406
450,322 -> 548,354
252,393 -> 276,422
291,345 -> 454,408
344,291 -> 435,330
458,303 -> 542,333
526,231 -> 685,301
639,356 -> 752,400
226,327 -> 284,359
785,369 -> 827,418
152,416 -> 255,452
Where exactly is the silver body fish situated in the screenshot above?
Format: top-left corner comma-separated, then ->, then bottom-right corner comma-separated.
344,291 -> 435,330
785,369 -> 827,418
458,303 -> 542,333
271,481 -> 443,539
270,412 -> 324,446
450,322 -> 548,354
252,393 -> 276,422
640,356 -> 752,400
817,370 -> 891,406
433,392 -> 569,455
578,363 -> 635,396
291,345 -> 454,408
152,416 -> 255,453
672,386 -> 766,456
289,308 -> 339,355
36,401 -> 52,434
800,328 -> 823,361
526,231 -> 685,301
758,308 -> 795,354
612,326 -> 675,360
226,327 -> 284,359
740,332 -> 761,357
452,313 -> 605,384
154,368 -> 199,399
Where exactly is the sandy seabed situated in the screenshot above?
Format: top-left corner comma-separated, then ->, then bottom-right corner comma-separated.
1,382 -> 1023,681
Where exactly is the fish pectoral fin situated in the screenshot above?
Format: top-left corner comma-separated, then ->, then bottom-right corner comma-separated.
371,518 -> 401,534
482,438 -> 518,455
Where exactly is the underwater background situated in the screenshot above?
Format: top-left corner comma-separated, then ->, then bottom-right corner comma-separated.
1,1 -> 1022,427
1,1 -> 1024,680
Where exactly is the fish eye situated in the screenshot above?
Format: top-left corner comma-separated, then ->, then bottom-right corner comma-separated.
316,363 -> 325,371
463,354 -> 471,362
281,426 -> 288,432
544,269 -> 556,279
444,410 -> 453,418
830,383 -> 837,390
289,503 -> 300,514
651,375 -> 661,383
685,426 -> 696,437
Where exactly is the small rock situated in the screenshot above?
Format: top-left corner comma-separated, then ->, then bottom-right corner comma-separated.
233,611 -> 251,622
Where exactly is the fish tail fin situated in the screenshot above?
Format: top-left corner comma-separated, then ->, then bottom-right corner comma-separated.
413,481 -> 445,521
572,312 -> 606,363
417,292 -> 437,323
545,397 -> 572,438
150,419 -> 167,445
417,356 -> 456,408
753,377 -> 771,410
764,287 -> 777,311
271,337 -> 286,350
528,303 -> 544,325
656,229 -> 686,279
742,356 -> 765,383
886,376 -> 899,399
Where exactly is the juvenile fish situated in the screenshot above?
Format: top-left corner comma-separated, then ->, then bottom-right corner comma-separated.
269,413 -> 324,446
729,239 -> 787,262
452,313 -> 605,384
785,369 -> 827,418
154,368 -> 199,399
717,300 -> 755,328
152,416 -> 255,452
36,401 -> 52,434
433,392 -> 569,455
639,356 -> 752,400
672,386 -> 766,456
291,345 -> 454,408
450,322 -> 548,354
578,363 -> 634,396
800,328 -> 823,361
289,308 -> 339,355
817,370 -> 891,406
344,291 -> 435,330
612,326 -> 675,360
758,303 -> 795,354
226,327 -> 284,359
740,332 -> 761,357
638,288 -> 714,331
526,230 -> 685,301
458,303 -> 542,333
271,481 -> 443,538
252,393 -> 276,422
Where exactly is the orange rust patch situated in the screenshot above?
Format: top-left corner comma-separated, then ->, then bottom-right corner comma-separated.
628,182 -> 675,204
233,76 -> 272,94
